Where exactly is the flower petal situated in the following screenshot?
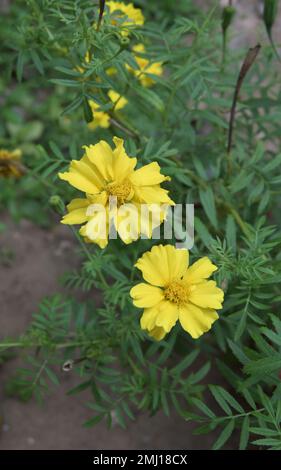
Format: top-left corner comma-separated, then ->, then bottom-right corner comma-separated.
61,207 -> 89,225
130,283 -> 164,308
84,141 -> 114,181
133,184 -> 174,205
108,90 -> 128,110
179,303 -> 219,339
66,198 -> 90,212
130,162 -> 170,187
189,280 -> 224,309
112,137 -> 137,181
148,326 -> 167,341
155,300 -> 179,333
80,211 -> 108,248
58,159 -> 101,194
183,257 -> 218,284
135,244 -> 188,287
140,307 -> 158,331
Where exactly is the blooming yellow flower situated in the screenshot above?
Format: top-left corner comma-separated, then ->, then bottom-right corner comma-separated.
0,149 -> 24,178
58,137 -> 174,248
88,91 -> 128,130
88,101 -> 110,130
107,1 -> 144,33
108,90 -> 128,110
130,245 -> 224,340
128,44 -> 163,87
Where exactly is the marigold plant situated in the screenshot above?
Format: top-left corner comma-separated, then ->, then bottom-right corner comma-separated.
1,0 -> 281,451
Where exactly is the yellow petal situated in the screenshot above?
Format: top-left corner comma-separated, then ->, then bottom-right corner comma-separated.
179,303 -> 219,339
139,62 -> 163,87
82,211 -> 108,246
155,300 -> 179,333
148,326 -> 167,341
107,1 -> 144,27
58,159 -> 101,194
130,283 -> 164,308
61,207 -> 88,225
189,280 -> 224,310
108,90 -> 128,110
184,257 -> 218,284
112,137 -> 137,181
133,184 -> 174,205
88,191 -> 108,206
135,244 -> 188,287
135,244 -> 170,286
114,203 -> 139,243
88,109 -> 110,130
84,141 -> 114,181
140,307 -> 158,331
66,198 -> 90,212
130,162 -> 170,186
165,244 -> 189,280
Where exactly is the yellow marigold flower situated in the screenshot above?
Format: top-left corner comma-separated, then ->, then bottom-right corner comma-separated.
88,91 -> 128,130
130,245 -> 224,341
0,149 -> 24,178
58,137 -> 174,248
108,90 -> 128,110
107,1 -> 144,32
88,101 -> 110,130
128,44 -> 163,87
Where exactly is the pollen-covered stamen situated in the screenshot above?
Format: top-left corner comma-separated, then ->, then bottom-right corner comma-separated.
164,281 -> 190,305
106,180 -> 133,205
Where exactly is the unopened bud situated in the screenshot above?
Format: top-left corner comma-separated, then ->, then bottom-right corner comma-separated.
119,36 -> 130,49
263,0 -> 278,34
222,6 -> 236,33
49,195 -> 65,214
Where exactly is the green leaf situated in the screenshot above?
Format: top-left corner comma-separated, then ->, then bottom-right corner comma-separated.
226,214 -> 236,253
209,385 -> 232,415
171,350 -> 199,375
244,355 -> 281,376
83,97 -> 94,123
199,187 -> 218,229
239,416 -> 249,450
230,170 -> 253,193
134,86 -> 164,112
16,50 -> 27,82
84,414 -> 104,427
195,217 -> 213,248
45,367 -> 60,386
67,380 -> 91,395
252,438 -> 281,447
212,419 -> 235,450
192,397 -> 216,419
30,50 -> 44,74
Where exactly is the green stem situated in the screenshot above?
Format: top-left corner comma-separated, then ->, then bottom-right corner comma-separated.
69,226 -> 108,288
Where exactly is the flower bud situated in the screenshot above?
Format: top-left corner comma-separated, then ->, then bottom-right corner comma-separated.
221,6 -> 236,34
263,0 -> 278,35
49,195 -> 65,214
119,36 -> 130,49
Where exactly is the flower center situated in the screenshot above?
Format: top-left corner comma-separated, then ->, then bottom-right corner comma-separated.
106,180 -> 133,205
164,281 -> 189,305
